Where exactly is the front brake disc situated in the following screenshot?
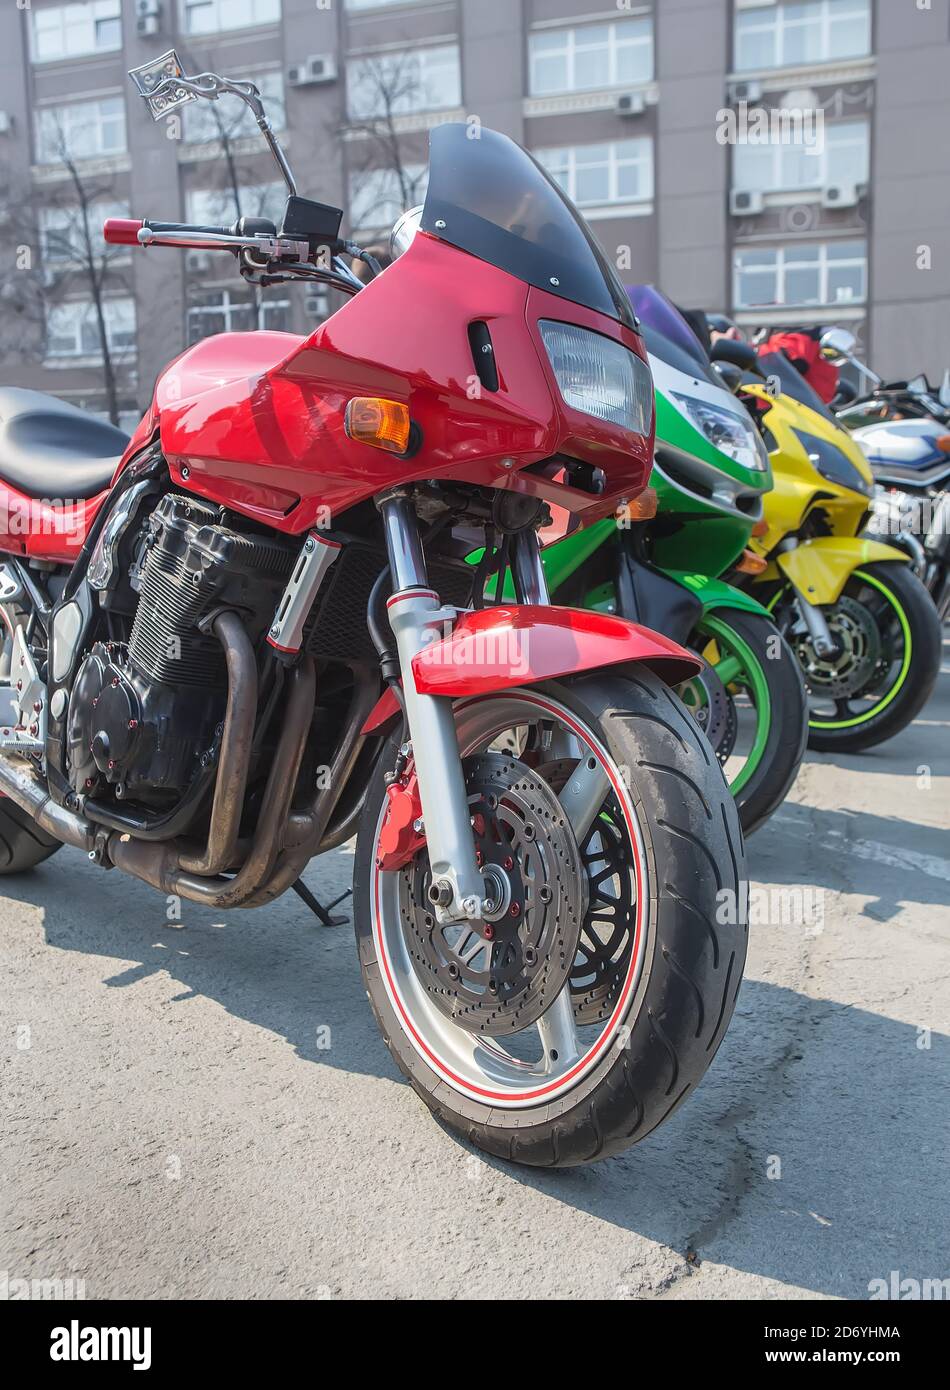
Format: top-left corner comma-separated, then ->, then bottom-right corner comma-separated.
399,753 -> 584,1038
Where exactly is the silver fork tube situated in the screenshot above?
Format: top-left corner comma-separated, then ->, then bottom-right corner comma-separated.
511,529 -> 550,605
377,492 -> 486,923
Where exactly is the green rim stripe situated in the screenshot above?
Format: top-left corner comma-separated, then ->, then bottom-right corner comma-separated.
700,613 -> 772,797
809,568 -> 913,730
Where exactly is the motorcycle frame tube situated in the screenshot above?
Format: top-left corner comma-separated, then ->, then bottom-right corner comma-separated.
378,492 -> 487,924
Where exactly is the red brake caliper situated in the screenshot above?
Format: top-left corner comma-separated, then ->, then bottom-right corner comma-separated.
375,767 -> 426,871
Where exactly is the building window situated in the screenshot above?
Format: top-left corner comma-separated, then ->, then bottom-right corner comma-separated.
734,240 -> 867,309
46,298 -> 136,359
185,183 -> 288,228
184,72 -> 285,143
30,1 -> 122,64
732,118 -> 869,195
187,288 -> 290,342
536,139 -> 654,210
40,200 -> 129,264
36,96 -> 126,162
346,0 -> 424,7
529,18 -> 653,96
182,0 -> 280,36
347,45 -> 461,120
735,0 -> 871,73
349,164 -> 428,232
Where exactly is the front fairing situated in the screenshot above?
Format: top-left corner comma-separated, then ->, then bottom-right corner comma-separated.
745,386 -> 874,551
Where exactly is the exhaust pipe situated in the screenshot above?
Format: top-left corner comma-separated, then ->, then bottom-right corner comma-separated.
0,754 -> 96,853
108,655 -> 316,908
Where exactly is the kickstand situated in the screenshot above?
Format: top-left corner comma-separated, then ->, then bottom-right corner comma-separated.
291,878 -> 351,927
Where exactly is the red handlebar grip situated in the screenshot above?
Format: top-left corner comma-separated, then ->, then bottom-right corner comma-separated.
103,218 -> 144,246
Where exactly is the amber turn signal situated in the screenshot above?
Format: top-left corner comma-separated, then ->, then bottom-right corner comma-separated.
735,548 -> 768,575
751,517 -> 769,538
345,397 -> 411,454
616,487 -> 658,523
936,435 -> 950,454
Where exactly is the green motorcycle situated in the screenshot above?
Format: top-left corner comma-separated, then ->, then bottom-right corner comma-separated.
535,302 -> 809,836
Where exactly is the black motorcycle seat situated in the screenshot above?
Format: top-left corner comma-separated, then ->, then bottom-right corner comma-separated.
0,388 -> 130,500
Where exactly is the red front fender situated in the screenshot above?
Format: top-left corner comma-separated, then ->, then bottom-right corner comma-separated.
361,606 -> 700,732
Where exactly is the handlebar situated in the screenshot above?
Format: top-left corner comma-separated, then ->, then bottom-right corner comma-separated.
104,217 -> 237,247
102,216 -> 366,297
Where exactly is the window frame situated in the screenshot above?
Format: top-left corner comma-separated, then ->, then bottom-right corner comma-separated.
346,44 -> 462,121
734,0 -> 872,74
528,17 -> 654,97
348,162 -> 428,232
733,239 -> 868,310
180,0 -> 281,37
186,286 -> 291,343
535,137 -> 655,211
182,69 -> 286,144
29,0 -> 123,65
731,117 -> 870,196
35,95 -> 127,163
45,296 -> 137,360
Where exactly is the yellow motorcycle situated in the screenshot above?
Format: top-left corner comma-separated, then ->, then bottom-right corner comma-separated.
734,350 -> 942,752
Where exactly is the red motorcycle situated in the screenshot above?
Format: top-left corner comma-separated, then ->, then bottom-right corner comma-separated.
0,54 -> 746,1166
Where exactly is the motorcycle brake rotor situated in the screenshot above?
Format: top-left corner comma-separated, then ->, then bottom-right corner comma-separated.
399,752 -> 584,1038
797,595 -> 881,699
537,760 -> 639,1027
680,663 -> 737,765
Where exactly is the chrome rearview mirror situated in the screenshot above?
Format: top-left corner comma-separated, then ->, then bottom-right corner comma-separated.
128,49 -> 297,196
820,327 -> 857,362
128,49 -> 197,120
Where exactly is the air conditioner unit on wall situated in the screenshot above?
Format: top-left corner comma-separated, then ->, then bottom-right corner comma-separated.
0,112 -> 12,135
616,92 -> 646,118
136,0 -> 161,34
730,188 -> 765,217
288,55 -> 338,87
728,79 -> 763,105
821,183 -> 862,210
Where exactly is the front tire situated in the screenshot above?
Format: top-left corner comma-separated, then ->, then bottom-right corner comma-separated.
0,798 -> 62,874
802,563 -> 941,753
687,610 -> 808,837
354,670 -> 747,1168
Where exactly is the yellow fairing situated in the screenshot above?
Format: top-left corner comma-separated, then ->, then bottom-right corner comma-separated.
743,385 -> 875,552
776,536 -> 909,606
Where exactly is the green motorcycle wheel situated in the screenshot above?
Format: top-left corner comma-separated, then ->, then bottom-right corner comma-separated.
680,609 -> 808,836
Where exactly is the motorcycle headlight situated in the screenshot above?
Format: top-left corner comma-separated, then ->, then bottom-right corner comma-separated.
539,320 -> 654,436
794,429 -> 872,497
671,393 -> 769,472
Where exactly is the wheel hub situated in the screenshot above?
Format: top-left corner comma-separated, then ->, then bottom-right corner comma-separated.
797,596 -> 881,698
680,663 -> 737,766
399,752 -> 584,1037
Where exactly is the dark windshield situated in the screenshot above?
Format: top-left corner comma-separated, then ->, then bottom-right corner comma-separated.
641,323 -> 721,388
421,124 -> 637,330
629,285 -> 711,373
756,351 -> 840,425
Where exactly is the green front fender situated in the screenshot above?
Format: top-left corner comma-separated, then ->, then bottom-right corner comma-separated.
663,569 -> 771,620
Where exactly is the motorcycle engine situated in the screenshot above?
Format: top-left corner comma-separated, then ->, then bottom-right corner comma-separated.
66,493 -> 296,807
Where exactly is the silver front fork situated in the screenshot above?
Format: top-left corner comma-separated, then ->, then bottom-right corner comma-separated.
378,492 -> 488,924
511,528 -> 550,605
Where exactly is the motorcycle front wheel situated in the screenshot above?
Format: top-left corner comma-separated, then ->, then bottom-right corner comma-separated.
353,670 -> 747,1168
795,563 -> 942,752
679,610 -> 808,837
